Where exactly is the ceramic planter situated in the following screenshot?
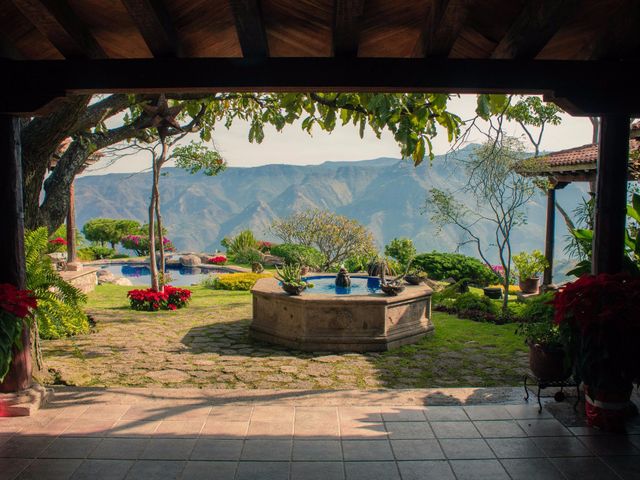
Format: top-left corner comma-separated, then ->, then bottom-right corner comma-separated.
405,275 -> 424,285
281,283 -> 306,296
528,343 -> 571,382
483,287 -> 502,299
519,277 -> 540,294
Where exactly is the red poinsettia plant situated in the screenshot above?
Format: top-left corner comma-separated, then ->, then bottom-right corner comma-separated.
127,285 -> 191,311
208,255 -> 227,265
553,273 -> 640,429
0,283 -> 37,382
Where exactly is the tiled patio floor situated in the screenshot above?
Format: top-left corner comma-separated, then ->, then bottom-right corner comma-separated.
1,388 -> 639,479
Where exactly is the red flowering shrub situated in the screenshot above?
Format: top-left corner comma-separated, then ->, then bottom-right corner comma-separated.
208,255 -> 227,265
553,273 -> 640,332
257,241 -> 274,253
0,283 -> 37,381
127,285 -> 191,311
553,273 -> 640,408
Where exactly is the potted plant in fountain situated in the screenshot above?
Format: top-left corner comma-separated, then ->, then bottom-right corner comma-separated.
513,250 -> 549,294
553,273 -> 640,431
275,264 -> 314,296
516,292 -> 572,383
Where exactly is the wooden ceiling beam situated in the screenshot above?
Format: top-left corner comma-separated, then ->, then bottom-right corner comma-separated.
585,0 -> 640,60
10,0 -> 106,59
416,0 -> 469,58
491,0 -> 581,59
228,0 -> 269,58
121,0 -> 182,58
333,0 -> 365,57
3,58 -> 640,116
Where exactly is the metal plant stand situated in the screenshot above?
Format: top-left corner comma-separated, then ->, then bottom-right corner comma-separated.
523,374 -> 581,413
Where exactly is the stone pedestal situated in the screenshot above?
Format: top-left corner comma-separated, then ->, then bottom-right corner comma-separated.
0,384 -> 53,417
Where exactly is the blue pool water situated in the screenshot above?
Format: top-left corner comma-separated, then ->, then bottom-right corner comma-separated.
100,264 -> 226,286
303,275 -> 381,295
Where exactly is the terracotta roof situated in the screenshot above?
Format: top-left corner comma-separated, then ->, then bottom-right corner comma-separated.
518,139 -> 640,180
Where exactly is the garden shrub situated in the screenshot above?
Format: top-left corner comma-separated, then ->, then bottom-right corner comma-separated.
231,248 -> 263,265
412,252 -> 499,286
208,254 -> 227,265
454,292 -> 499,316
519,292 -> 555,323
209,272 -> 271,291
270,243 -> 326,269
127,285 -> 191,311
25,228 -> 89,339
226,230 -> 258,255
384,238 -> 416,268
78,246 -> 115,260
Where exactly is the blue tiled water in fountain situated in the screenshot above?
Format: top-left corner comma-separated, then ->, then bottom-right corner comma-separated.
302,275 -> 381,295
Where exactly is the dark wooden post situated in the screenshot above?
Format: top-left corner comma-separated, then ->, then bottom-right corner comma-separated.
592,115 -> 629,275
0,114 -> 32,393
543,186 -> 556,286
67,182 -> 77,264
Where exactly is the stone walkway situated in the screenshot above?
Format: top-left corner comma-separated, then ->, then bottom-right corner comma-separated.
40,289 -> 528,389
1,387 -> 639,479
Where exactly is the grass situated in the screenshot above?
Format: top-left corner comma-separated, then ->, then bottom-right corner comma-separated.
39,284 -> 528,389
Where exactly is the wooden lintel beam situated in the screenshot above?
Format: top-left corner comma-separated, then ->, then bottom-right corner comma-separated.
333,0 -> 365,57
121,0 -> 182,58
417,0 -> 469,58
2,58 -> 640,115
11,0 -> 107,59
491,0 -> 580,60
228,0 -> 269,58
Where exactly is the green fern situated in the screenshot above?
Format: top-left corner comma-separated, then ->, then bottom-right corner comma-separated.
25,228 -> 89,339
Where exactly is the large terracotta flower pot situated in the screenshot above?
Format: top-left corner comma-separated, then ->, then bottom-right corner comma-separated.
584,385 -> 634,432
528,343 -> 571,382
519,277 -> 540,294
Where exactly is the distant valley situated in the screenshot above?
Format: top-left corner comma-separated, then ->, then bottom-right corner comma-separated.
76,145 -> 588,279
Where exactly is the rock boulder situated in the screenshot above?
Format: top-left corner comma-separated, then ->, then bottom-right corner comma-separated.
180,254 -> 202,267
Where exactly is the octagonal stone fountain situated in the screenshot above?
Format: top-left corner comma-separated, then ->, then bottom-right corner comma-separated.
250,274 -> 434,352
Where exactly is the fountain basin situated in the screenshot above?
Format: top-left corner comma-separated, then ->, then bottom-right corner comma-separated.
250,275 -> 434,352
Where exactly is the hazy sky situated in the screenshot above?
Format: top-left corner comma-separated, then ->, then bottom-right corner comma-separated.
83,94 -> 594,176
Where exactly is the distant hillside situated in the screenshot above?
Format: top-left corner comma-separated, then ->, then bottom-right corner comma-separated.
76,145 -> 588,280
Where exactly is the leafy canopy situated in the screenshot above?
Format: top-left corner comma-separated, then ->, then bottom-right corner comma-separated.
271,210 -> 376,269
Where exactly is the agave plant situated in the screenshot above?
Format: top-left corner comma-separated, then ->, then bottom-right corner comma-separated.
25,228 -> 89,340
275,264 -> 308,287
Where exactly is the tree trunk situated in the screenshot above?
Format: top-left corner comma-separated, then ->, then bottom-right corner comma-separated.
155,142 -> 168,287
66,182 -> 77,263
148,154 -> 160,292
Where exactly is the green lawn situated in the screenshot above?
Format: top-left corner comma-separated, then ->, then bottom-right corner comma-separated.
39,284 -> 528,389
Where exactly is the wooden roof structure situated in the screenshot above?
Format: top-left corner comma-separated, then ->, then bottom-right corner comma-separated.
1,0 -> 640,115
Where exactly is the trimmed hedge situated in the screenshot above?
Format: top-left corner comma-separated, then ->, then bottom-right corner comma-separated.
269,243 -> 326,269
412,252 -> 498,286
208,272 -> 271,291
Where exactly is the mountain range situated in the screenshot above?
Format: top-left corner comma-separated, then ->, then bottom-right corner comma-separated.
75,144 -> 588,279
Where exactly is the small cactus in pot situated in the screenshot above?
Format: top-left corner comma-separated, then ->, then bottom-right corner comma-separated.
275,264 -> 314,296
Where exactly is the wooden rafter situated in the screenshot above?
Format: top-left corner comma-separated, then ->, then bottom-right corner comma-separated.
228,0 -> 269,58
10,0 -> 106,59
333,0 -> 365,57
585,0 -> 640,60
491,0 -> 580,59
121,0 -> 182,58
416,0 -> 468,58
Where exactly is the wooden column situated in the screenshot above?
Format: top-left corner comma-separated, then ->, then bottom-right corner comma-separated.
66,182 -> 77,263
0,114 -> 32,393
592,115 -> 629,275
543,187 -> 556,286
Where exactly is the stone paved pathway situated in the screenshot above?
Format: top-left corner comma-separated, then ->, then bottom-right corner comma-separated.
40,288 -> 528,389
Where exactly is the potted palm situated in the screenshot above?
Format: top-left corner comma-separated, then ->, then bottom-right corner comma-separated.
513,250 -> 549,294
553,273 -> 640,431
275,264 -> 314,296
516,292 -> 571,382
